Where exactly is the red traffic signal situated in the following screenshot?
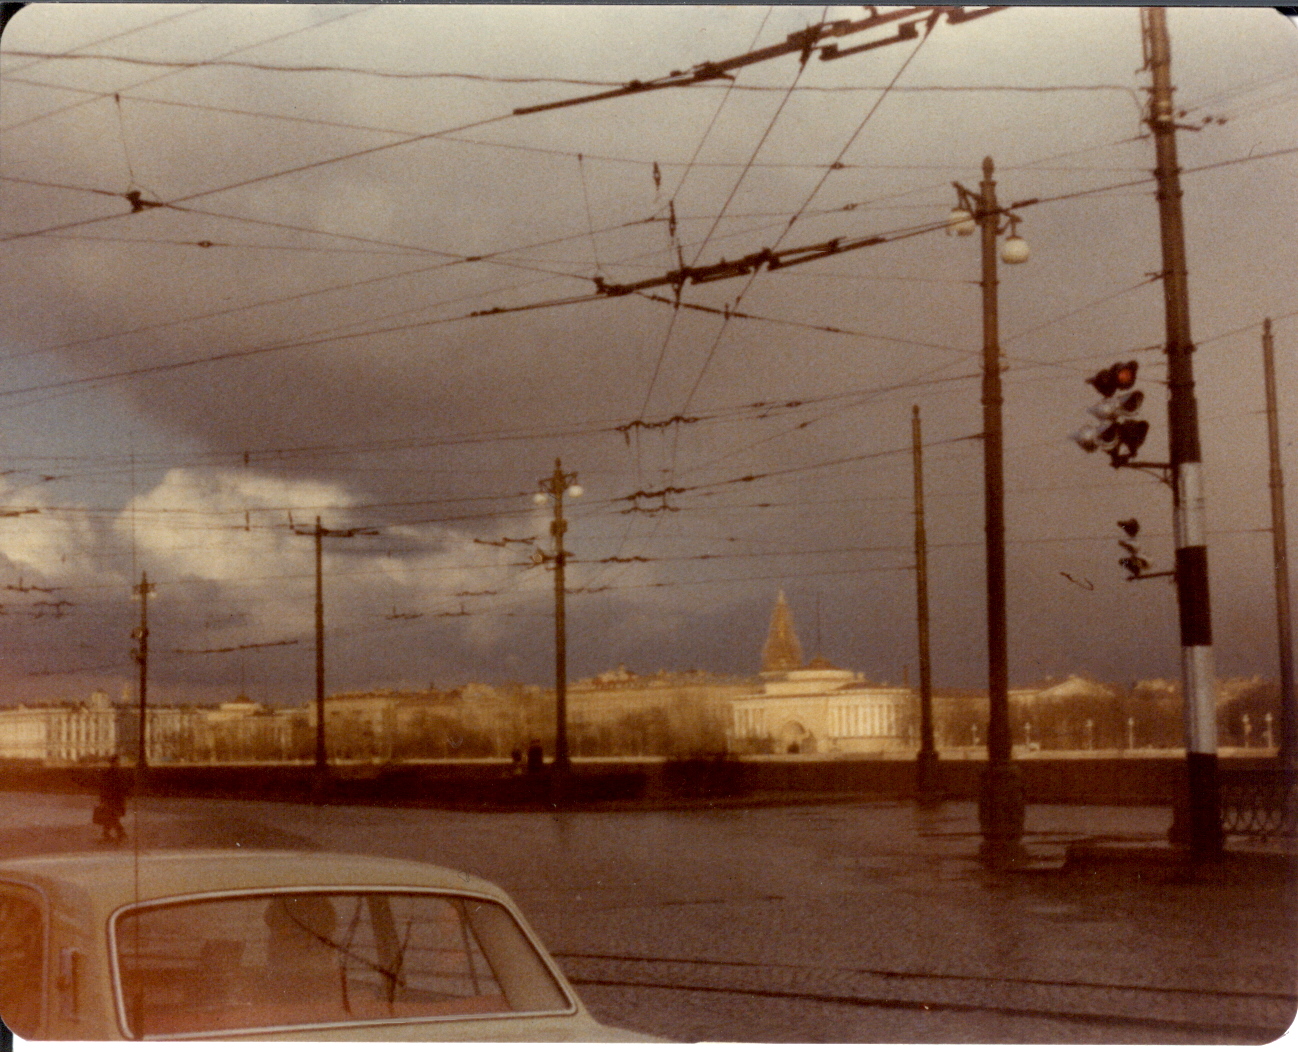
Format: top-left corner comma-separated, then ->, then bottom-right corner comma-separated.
1087,360 -> 1140,398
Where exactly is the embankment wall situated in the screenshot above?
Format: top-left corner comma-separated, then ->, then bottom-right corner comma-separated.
0,754 -> 1275,809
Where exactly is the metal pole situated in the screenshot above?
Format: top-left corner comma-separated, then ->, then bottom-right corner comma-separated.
135,571 -> 149,771
314,517 -> 327,774
974,157 -> 1024,862
550,460 -> 570,773
912,405 -> 939,801
1144,7 -> 1222,856
1263,319 -> 1296,766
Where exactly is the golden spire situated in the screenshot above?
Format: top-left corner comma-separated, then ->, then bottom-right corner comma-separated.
761,590 -> 803,672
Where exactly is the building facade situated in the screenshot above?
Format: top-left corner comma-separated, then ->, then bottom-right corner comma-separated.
730,593 -> 914,755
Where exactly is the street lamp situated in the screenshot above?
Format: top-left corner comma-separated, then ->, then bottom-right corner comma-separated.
951,157 -> 1029,866
131,572 -> 154,773
536,459 -> 582,775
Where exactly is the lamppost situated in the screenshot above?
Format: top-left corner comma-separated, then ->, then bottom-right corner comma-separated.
291,517 -> 378,792
912,405 -> 939,803
131,572 -> 154,772
949,157 -> 1030,866
535,459 -> 582,775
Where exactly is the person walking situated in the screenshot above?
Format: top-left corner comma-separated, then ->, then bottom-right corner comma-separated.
93,755 -> 130,843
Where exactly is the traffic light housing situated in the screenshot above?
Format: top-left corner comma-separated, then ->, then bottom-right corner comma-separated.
1072,361 -> 1149,467
1116,518 -> 1155,580
1087,360 -> 1139,398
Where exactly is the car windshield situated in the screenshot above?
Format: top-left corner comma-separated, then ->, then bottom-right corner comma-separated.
113,890 -> 570,1038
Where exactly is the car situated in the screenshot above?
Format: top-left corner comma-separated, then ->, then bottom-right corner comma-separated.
0,849 -> 657,1041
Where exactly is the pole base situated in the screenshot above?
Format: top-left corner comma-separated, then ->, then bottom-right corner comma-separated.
547,762 -> 571,808
915,748 -> 941,805
310,767 -> 330,805
978,762 -> 1025,866
1168,751 -> 1223,860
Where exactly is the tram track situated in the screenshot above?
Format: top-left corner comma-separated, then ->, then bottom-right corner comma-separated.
554,951 -> 1296,1041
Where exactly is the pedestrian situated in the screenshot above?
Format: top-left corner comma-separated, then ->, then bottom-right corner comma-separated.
93,755 -> 129,843
526,739 -> 544,776
510,748 -> 524,776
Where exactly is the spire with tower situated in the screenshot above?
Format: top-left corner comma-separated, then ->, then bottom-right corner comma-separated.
761,591 -> 804,673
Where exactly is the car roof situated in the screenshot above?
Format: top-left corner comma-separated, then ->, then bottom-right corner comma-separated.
0,850 -> 504,912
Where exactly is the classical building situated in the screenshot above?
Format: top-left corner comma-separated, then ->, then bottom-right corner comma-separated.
0,701 -> 119,762
731,593 -> 914,755
0,690 -> 208,764
297,684 -> 551,760
201,697 -> 299,762
566,666 -> 756,756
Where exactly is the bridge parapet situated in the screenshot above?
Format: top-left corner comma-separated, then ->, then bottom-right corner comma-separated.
1220,767 -> 1297,839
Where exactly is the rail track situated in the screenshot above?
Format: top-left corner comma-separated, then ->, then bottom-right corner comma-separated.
556,951 -> 1296,1041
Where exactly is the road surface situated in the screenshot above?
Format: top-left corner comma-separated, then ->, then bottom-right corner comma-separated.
1,790 -> 1294,1042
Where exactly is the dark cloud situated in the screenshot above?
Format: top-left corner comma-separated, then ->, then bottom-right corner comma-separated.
0,5 -> 1295,707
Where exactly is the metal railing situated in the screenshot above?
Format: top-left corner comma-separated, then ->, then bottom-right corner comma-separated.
1220,767 -> 1297,838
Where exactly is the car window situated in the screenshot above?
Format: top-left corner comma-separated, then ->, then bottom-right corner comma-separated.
0,891 -> 43,1038
114,891 -> 570,1037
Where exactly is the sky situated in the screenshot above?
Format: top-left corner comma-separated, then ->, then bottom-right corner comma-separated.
0,4 -> 1296,708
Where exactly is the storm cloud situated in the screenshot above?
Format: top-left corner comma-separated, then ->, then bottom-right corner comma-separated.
0,5 -> 1295,706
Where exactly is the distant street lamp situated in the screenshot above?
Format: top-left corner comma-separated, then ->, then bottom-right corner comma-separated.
950,157 -> 1029,866
292,517 -> 379,787
536,459 -> 582,774
131,572 -> 155,772
912,405 -> 939,803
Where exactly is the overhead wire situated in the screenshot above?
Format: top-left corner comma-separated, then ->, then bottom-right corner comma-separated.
0,6 -> 205,77
0,14 -> 1282,680
613,7 -> 832,595
0,202 -> 674,366
577,153 -> 602,276
0,70 -> 1155,178
0,145 -> 1281,410
0,370 -> 985,480
578,21 -> 950,598
634,6 -> 774,420
0,6 -> 373,135
0,132 -> 1183,383
28,231 -> 432,256
676,18 -> 935,417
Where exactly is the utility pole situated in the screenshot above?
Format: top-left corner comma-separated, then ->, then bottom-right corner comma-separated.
1143,7 -> 1222,857
537,460 -> 582,775
313,518 -> 325,774
1262,319 -> 1296,766
974,157 -> 1022,863
912,405 -> 938,802
951,158 -> 1030,864
131,571 -> 154,771
292,517 -> 377,784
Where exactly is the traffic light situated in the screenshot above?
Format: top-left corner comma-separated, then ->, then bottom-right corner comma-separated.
1072,360 -> 1150,467
1116,518 -> 1150,580
1088,360 -> 1138,398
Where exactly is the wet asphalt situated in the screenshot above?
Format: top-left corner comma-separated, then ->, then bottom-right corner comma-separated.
1,790 -> 1294,1043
